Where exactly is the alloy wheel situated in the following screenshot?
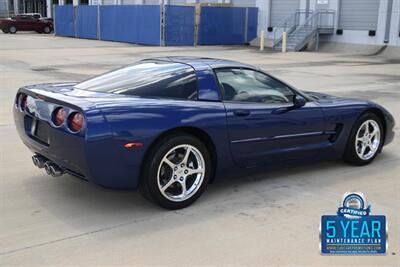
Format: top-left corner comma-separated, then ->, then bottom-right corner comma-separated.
157,144 -> 205,202
355,119 -> 381,160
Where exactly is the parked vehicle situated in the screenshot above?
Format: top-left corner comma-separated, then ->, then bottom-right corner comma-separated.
0,14 -> 53,34
13,57 -> 395,209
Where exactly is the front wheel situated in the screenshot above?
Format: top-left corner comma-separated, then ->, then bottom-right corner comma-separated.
140,134 -> 211,209
344,113 -> 383,166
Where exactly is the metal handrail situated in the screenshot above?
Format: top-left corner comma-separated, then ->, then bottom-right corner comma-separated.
291,9 -> 336,36
273,9 -> 336,50
273,9 -> 313,48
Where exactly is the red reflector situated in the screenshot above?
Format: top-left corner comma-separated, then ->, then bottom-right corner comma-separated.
124,142 -> 144,149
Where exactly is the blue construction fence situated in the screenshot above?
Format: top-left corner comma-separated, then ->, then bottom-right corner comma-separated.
55,5 -> 258,46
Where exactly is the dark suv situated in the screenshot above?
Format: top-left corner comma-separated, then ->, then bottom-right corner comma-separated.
0,14 -> 53,34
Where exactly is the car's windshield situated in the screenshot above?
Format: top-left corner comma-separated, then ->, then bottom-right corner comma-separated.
74,61 -> 198,100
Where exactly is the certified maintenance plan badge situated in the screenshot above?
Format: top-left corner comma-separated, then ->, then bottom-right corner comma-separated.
320,192 -> 387,254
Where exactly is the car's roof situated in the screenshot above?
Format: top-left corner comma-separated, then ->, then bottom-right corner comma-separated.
144,56 -> 255,70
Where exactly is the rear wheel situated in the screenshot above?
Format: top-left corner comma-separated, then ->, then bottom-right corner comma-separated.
9,26 -> 17,34
344,113 -> 383,166
140,134 -> 211,209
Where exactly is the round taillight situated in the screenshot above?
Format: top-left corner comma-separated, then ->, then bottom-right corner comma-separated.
53,107 -> 66,126
69,112 -> 84,132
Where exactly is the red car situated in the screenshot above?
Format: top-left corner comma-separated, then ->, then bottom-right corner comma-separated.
0,14 -> 53,34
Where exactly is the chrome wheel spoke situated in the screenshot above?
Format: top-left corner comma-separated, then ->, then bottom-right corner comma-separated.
162,158 -> 175,170
360,144 -> 366,156
180,180 -> 187,197
181,147 -> 192,165
187,168 -> 204,176
161,177 -> 176,192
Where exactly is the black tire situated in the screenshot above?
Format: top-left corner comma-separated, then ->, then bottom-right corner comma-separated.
140,134 -> 211,209
43,26 -> 51,34
343,113 -> 384,166
2,29 -> 9,33
9,26 -> 17,34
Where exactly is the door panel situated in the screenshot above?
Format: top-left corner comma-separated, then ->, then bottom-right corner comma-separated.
214,67 -> 328,167
224,101 -> 327,167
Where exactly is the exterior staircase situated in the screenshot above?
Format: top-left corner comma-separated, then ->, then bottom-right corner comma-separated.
273,10 -> 335,52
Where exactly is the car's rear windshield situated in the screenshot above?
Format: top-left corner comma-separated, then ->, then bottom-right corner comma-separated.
74,61 -> 198,100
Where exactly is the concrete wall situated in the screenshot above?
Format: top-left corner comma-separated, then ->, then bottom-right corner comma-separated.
255,0 -> 400,47
316,0 -> 400,47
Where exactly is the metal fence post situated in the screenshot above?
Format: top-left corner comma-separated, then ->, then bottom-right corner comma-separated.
244,7 -> 248,43
97,4 -> 100,40
194,4 -> 200,46
160,3 -> 165,46
74,5 -> 77,38
53,5 -> 56,35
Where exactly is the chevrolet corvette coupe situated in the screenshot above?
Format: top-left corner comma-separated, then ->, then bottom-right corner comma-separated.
14,57 -> 395,209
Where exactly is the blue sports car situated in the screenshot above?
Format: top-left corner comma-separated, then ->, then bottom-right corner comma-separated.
14,57 -> 395,209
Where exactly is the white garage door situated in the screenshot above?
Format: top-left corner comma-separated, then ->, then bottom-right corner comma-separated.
270,0 -> 300,27
339,0 -> 380,30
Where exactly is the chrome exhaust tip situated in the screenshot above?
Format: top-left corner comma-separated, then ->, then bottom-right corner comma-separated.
44,161 -> 52,175
32,155 -> 47,168
32,155 -> 38,166
44,161 -> 64,177
49,164 -> 63,177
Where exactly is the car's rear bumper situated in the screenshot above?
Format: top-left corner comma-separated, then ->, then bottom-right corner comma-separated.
14,106 -> 90,180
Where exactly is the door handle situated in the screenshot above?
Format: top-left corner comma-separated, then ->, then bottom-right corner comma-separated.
233,109 -> 250,117
272,107 -> 290,114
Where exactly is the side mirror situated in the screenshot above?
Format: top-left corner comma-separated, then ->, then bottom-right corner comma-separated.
293,95 -> 306,108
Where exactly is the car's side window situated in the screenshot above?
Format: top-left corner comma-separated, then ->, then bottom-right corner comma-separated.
17,15 -> 34,21
215,68 -> 295,104
75,62 -> 198,100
